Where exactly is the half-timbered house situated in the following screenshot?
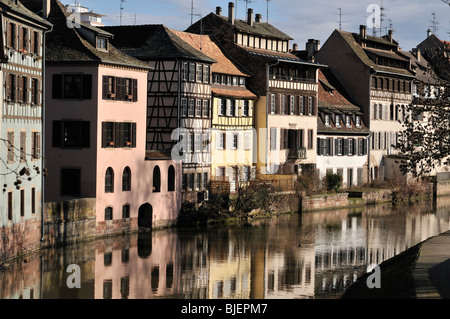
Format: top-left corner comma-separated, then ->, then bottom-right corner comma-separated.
171,30 -> 258,194
102,24 -> 216,203
0,0 -> 52,261
316,68 -> 370,187
186,3 -> 323,178
316,26 -> 416,182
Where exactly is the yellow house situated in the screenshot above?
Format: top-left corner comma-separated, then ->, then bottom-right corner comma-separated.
172,30 -> 258,193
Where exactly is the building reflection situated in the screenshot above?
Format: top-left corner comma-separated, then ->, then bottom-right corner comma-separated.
2,197 -> 450,299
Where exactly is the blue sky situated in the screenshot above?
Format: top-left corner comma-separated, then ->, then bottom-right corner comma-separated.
62,0 -> 450,51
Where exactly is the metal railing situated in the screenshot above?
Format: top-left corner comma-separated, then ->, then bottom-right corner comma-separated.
288,147 -> 307,160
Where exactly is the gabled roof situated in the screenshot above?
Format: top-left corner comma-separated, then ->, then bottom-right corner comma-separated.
401,50 -> 438,84
170,29 -> 245,76
45,0 -> 150,70
101,24 -> 216,63
334,29 -> 415,78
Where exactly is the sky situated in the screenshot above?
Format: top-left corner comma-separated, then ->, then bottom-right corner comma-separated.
62,0 -> 450,51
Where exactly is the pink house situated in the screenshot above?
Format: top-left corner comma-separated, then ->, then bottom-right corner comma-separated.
43,0 -> 181,235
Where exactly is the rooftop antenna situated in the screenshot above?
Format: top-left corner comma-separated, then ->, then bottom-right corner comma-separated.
379,0 -> 386,35
430,12 -> 440,36
119,0 -> 125,26
442,0 -> 450,6
267,0 -> 271,23
337,8 -> 344,30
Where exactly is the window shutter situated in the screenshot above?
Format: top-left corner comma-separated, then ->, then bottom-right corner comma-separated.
82,74 -> 92,99
52,121 -> 62,147
317,138 -> 321,155
275,94 -> 280,114
18,76 -> 23,103
18,26 -> 23,51
52,74 -> 62,99
7,22 -> 11,48
102,76 -> 109,100
132,123 -> 137,148
280,129 -> 285,149
5,73 -> 11,101
30,30 -> 35,54
132,79 -> 138,102
102,122 -> 107,148
81,121 -> 90,148
335,139 -> 339,155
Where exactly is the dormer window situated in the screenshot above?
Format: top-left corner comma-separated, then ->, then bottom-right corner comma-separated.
325,114 -> 330,126
345,115 -> 351,127
335,115 -> 341,127
97,37 -> 108,50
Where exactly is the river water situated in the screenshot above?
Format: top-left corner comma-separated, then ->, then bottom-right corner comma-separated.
2,197 -> 450,300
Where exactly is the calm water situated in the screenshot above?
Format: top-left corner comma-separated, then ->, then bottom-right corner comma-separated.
2,198 -> 450,299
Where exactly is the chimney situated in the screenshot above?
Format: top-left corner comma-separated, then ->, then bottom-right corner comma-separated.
306,39 -> 320,61
43,0 -> 50,19
412,48 -> 422,62
228,2 -> 235,25
216,6 -> 222,16
360,25 -> 367,39
293,43 -> 298,52
255,14 -> 262,23
427,29 -> 432,37
247,8 -> 253,26
388,29 -> 393,43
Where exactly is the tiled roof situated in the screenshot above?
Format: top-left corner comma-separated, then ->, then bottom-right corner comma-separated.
215,14 -> 293,40
400,51 -> 438,84
318,68 -> 369,134
45,0 -> 150,70
169,29 -> 247,77
336,29 -> 415,77
101,24 -> 216,63
212,86 -> 257,99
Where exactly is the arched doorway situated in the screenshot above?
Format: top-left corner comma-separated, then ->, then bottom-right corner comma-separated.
138,203 -> 153,229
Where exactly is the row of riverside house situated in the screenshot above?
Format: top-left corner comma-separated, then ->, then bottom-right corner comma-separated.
1,0 -> 448,261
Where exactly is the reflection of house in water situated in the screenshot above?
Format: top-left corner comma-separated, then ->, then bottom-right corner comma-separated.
94,232 -> 179,299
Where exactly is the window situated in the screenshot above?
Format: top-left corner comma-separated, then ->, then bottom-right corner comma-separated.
97,37 -> 108,50
31,132 -> 41,161
244,133 -> 251,150
102,76 -> 137,102
182,62 -> 189,81
202,133 -> 210,152
20,131 -> 26,162
299,96 -> 305,115
53,74 -> 92,100
33,31 -> 39,55
196,64 -> 203,82
122,205 -> 130,219
181,98 -> 188,117
196,173 -> 201,190
242,100 -> 249,117
203,65 -> 210,83
196,99 -> 202,117
203,100 -> 210,118
6,73 -> 16,102
290,95 -> 295,114
105,207 -> 113,221
348,139 -> 354,156
281,95 -> 286,114
153,166 -> 161,193
20,189 -> 25,217
232,133 -> 239,149
270,94 -> 276,114
188,99 -> 195,117
31,78 -> 39,105
101,122 -> 136,148
325,114 -> 330,126
219,99 -> 226,116
182,174 -> 187,191
356,116 -> 361,127
335,138 -> 344,156
189,63 -> 195,82
216,132 -> 225,150
8,192 -> 13,221
122,167 -> 131,191
335,115 -> 341,126
168,165 -> 175,192
194,133 -> 202,152
53,120 -> 90,149
345,115 -> 351,127
61,168 -> 81,197
270,128 -> 277,150
307,130 -> 314,150
105,167 -> 114,193
18,76 -> 28,103
189,173 -> 195,190
308,97 -> 314,115
31,188 -> 36,215
7,131 -> 15,163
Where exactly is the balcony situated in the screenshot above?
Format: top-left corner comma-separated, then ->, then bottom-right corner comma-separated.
288,147 -> 307,160
270,74 -> 316,83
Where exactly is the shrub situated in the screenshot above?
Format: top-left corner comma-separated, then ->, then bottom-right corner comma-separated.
324,172 -> 342,192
